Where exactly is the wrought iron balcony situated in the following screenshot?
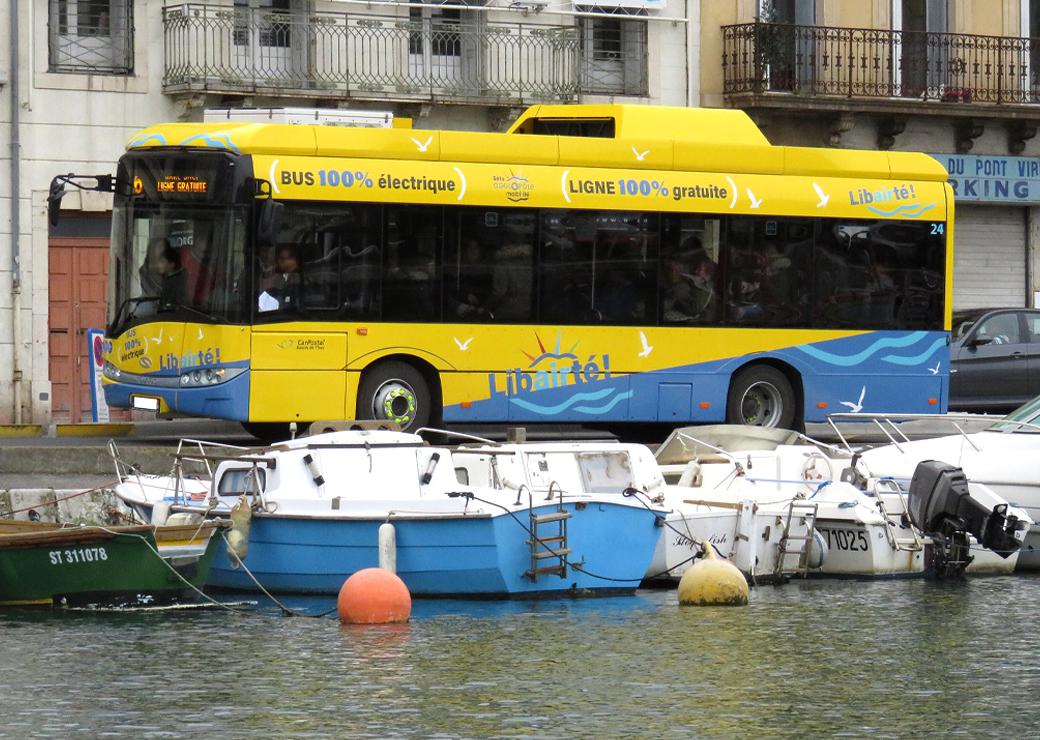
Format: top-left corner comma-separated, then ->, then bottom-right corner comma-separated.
163,4 -> 580,104
723,21 -> 1040,108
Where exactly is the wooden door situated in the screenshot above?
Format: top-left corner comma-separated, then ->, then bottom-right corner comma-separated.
49,237 -> 110,422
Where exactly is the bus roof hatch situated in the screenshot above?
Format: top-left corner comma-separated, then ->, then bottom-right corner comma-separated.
203,107 -> 398,129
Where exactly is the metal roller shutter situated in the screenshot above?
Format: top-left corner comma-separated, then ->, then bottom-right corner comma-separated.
953,205 -> 1026,310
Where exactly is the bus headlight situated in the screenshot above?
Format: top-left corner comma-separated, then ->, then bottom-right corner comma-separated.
180,366 -> 237,386
103,362 -> 121,380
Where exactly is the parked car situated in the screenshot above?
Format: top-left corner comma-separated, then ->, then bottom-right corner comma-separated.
950,307 -> 1040,412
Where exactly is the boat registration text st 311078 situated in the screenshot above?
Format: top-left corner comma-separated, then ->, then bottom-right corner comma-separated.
49,547 -> 109,565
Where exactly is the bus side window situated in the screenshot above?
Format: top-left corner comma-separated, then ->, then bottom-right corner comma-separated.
476,209 -> 532,322
757,218 -> 812,327
660,215 -> 721,325
455,209 -> 536,323
301,229 -> 341,312
384,206 -> 441,321
592,213 -> 656,325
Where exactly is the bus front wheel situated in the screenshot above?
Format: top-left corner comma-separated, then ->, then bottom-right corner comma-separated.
357,360 -> 431,432
726,366 -> 796,429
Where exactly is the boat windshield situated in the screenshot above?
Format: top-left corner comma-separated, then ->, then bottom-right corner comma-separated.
988,396 -> 1040,433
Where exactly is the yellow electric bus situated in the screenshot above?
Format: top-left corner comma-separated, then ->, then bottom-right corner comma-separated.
79,104 -> 952,434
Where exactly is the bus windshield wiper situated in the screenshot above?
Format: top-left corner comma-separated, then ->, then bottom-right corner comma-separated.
159,301 -> 222,323
109,296 -> 156,336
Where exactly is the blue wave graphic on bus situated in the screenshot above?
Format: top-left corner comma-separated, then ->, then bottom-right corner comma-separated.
128,133 -> 167,148
508,388 -> 630,416
574,391 -> 634,415
178,133 -> 241,153
880,337 -> 946,366
796,332 -> 930,367
866,203 -> 936,218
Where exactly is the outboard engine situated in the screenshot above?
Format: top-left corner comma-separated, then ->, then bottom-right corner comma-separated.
908,460 -> 1027,579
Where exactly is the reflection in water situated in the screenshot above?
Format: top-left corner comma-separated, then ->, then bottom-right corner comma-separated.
1,579 -> 1037,736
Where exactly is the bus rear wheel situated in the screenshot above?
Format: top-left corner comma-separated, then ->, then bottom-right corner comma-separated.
726,366 -> 796,429
356,360 -> 431,433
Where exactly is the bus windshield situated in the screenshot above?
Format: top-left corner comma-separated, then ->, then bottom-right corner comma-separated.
108,153 -> 248,334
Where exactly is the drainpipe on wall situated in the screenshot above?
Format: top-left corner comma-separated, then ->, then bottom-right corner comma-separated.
685,0 -> 693,107
9,0 -> 21,424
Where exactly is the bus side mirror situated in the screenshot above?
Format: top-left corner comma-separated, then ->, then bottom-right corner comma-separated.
48,176 -> 67,227
257,199 -> 284,246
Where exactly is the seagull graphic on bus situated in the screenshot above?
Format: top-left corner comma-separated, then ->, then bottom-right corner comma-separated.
839,386 -> 867,414
454,337 -> 473,352
411,136 -> 433,153
637,331 -> 654,358
631,146 -> 650,161
813,182 -> 831,208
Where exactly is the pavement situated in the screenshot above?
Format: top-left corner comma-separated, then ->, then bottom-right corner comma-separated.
0,412 -> 1004,497
0,411 -> 1006,524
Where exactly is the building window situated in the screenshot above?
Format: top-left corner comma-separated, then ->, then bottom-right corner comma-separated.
49,0 -> 133,74
579,14 -> 648,96
234,0 -> 292,50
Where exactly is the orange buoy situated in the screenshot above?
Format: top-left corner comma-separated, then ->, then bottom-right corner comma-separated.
337,567 -> 412,624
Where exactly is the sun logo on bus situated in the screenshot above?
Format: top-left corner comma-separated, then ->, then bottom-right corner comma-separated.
492,331 -> 613,393
522,331 -> 580,367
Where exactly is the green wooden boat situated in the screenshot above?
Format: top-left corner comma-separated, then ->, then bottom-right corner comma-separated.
0,519 -> 226,607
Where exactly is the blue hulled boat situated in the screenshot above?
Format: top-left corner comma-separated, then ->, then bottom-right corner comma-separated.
114,430 -> 666,597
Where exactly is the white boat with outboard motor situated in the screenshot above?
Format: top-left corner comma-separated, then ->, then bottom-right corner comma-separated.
111,428 -> 667,598
829,403 -> 1040,570
655,426 -> 1029,577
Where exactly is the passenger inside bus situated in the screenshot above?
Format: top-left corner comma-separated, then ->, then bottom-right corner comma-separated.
662,242 -> 718,323
157,243 -> 187,311
138,237 -> 169,298
258,244 -> 302,313
729,271 -> 764,322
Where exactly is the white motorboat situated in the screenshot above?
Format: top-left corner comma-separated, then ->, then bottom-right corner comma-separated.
655,426 -> 1028,577
837,403 -> 1040,569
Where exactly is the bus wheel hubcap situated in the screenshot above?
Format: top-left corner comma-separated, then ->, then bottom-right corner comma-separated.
740,381 -> 782,427
373,380 -> 417,425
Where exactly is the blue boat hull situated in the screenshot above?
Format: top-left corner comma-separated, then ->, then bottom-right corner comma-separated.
208,502 -> 662,597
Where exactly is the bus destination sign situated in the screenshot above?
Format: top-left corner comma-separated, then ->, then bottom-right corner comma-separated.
156,174 -> 209,195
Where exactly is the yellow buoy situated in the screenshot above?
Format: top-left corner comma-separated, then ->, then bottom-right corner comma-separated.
677,543 -> 750,606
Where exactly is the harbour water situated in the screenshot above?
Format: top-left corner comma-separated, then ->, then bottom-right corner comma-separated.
2,577 -> 1038,737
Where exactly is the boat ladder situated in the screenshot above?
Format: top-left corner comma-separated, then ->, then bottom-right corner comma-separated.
773,501 -> 820,580
871,480 -> 924,552
525,483 -> 571,582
